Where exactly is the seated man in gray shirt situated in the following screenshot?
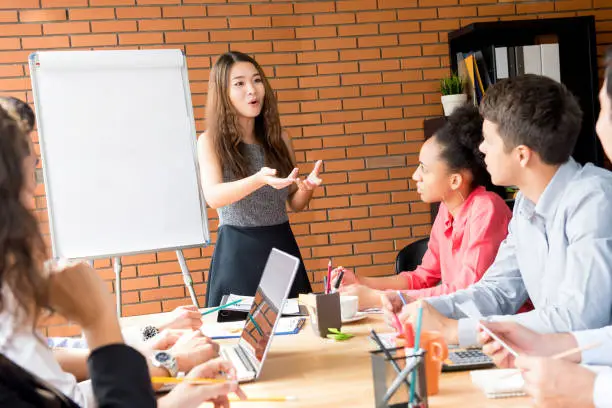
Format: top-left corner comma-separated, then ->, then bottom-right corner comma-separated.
383,74 -> 612,347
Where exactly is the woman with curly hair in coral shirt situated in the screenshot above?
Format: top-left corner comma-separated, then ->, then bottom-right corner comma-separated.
335,104 -> 512,309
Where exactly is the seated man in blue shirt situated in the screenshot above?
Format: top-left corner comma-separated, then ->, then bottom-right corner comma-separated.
476,47 -> 612,408
383,73 -> 612,348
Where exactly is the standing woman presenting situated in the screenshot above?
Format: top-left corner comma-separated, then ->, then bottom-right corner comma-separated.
198,51 -> 320,306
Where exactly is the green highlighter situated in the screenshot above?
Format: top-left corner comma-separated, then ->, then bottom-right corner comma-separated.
326,328 -> 354,341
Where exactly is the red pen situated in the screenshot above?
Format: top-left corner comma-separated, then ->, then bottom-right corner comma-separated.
326,259 -> 332,294
392,312 -> 404,336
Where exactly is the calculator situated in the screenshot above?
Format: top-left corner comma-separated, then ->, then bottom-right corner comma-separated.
442,348 -> 495,372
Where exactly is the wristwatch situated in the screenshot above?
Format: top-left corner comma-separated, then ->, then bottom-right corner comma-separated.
151,351 -> 178,377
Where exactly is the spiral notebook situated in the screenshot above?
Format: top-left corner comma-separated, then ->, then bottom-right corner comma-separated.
202,317 -> 305,340
470,369 -> 526,399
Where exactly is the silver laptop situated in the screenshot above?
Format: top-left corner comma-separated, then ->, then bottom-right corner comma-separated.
220,248 -> 300,382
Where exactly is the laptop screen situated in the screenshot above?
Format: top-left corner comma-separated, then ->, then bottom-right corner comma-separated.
238,248 -> 300,374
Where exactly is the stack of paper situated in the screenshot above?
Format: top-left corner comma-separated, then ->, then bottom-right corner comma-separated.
470,369 -> 526,399
224,294 -> 300,315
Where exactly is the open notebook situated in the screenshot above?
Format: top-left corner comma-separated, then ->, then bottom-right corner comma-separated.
223,294 -> 300,314
217,294 -> 304,322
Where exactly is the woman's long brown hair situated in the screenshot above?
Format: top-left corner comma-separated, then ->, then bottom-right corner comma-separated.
206,51 -> 294,179
0,97 -> 47,330
606,46 -> 612,102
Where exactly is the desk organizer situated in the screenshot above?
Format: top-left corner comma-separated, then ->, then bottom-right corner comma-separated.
298,292 -> 342,338
371,346 -> 428,408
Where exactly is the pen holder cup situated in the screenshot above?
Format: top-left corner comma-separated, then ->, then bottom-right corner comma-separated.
300,292 -> 342,338
370,347 -> 428,408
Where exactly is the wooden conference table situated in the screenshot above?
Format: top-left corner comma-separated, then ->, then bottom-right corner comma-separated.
122,309 -> 531,407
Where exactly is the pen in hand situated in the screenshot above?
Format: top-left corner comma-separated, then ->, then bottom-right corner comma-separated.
201,298 -> 242,316
397,291 -> 408,306
332,270 -> 344,292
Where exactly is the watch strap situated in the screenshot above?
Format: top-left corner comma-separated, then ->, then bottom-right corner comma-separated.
141,325 -> 159,341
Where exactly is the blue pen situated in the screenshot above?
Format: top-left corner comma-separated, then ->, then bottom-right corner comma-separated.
409,301 -> 424,404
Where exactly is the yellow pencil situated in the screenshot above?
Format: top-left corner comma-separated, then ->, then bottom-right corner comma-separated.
229,396 -> 298,402
151,376 -> 229,385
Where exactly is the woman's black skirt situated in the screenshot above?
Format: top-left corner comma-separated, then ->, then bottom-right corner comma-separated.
205,221 -> 312,307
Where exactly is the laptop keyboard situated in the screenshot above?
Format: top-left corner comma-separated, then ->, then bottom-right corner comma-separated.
221,346 -> 256,381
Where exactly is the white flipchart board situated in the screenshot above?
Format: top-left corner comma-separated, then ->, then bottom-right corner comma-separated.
29,49 -> 209,260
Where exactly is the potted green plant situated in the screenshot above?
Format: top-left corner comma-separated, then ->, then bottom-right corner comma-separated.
505,186 -> 519,199
440,73 -> 467,116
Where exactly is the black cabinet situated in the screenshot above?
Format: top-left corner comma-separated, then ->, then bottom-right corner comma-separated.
447,16 -> 603,167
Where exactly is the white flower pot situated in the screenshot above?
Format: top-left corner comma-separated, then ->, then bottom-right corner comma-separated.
441,93 -> 468,116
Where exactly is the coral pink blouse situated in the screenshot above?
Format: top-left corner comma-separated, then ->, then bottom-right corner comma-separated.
401,186 -> 512,299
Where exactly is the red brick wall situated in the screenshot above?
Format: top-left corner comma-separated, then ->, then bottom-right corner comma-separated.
0,0 -> 610,336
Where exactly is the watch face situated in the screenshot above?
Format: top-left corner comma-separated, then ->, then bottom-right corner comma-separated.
155,352 -> 171,363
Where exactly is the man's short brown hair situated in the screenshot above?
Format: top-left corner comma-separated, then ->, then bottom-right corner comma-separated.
480,74 -> 583,165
